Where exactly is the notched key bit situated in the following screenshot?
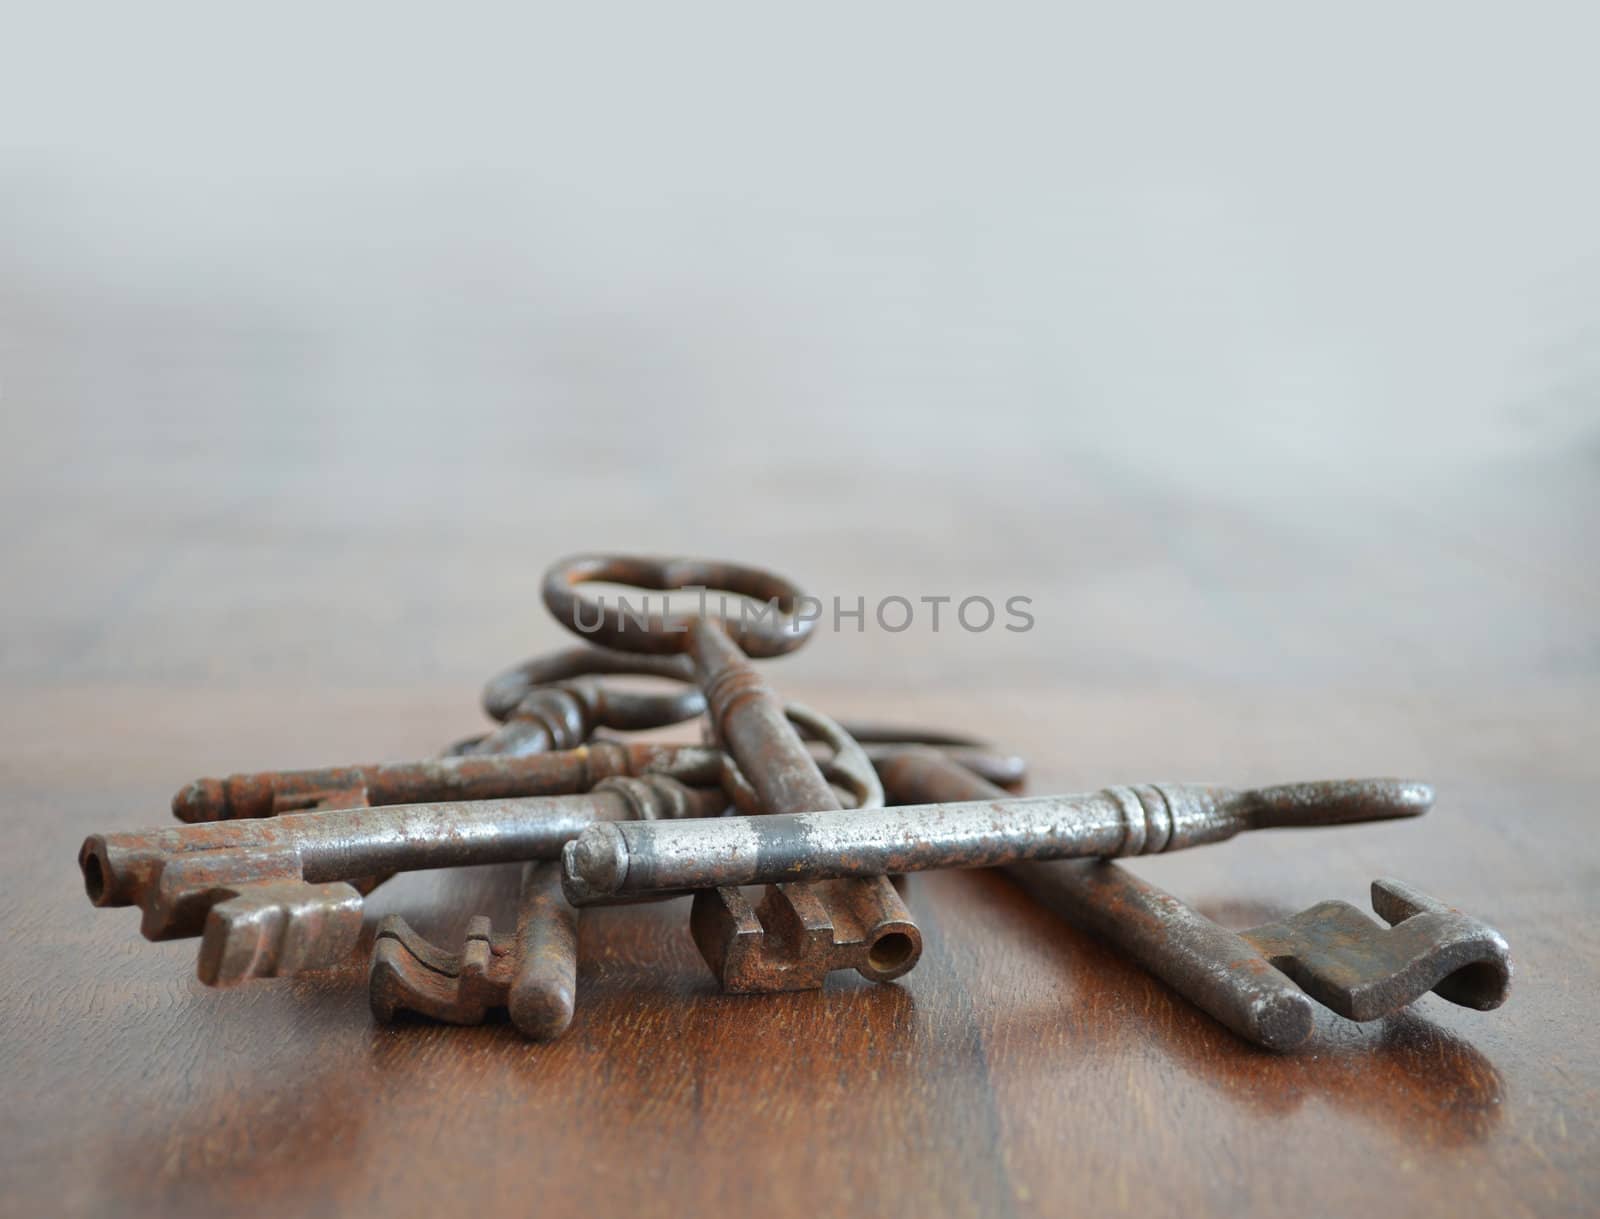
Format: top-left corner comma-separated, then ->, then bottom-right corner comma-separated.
370,861 -> 579,1039
691,879 -> 922,993
1236,877 -> 1512,1022
1014,862 -> 1512,1049
696,703 -> 916,991
199,879 -> 367,987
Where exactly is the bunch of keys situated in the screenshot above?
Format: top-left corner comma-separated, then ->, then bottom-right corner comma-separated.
77,552 -> 1512,1049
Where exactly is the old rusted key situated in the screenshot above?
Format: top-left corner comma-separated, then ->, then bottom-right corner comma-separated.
543,554 -> 921,991
367,702 -> 878,1037
174,643 -> 716,823
171,739 -> 727,822
80,777 -> 723,986
874,749 -> 1512,1051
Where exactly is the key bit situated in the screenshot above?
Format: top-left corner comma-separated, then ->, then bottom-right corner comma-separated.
199,880 -> 366,987
693,704 -> 913,991
692,878 -> 921,992
370,862 -> 579,1039
87,837 -> 366,986
1236,877 -> 1512,1021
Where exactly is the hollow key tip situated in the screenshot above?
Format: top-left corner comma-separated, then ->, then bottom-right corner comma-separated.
79,836 -> 113,905
1241,778 -> 1434,829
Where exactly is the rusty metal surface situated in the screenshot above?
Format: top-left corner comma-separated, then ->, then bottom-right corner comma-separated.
543,553 -> 920,990
877,749 -> 1511,1051
1010,862 -> 1512,1050
718,702 -> 884,816
541,553 -> 813,658
1238,878 -> 1512,1020
691,878 -> 921,992
370,861 -> 580,1040
171,740 -> 727,822
560,769 -> 1432,903
1014,858 -> 1323,1049
81,777 -> 722,986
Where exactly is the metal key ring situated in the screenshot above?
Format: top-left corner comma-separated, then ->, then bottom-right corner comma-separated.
479,644 -> 703,728
719,703 -> 884,813
541,554 -> 814,658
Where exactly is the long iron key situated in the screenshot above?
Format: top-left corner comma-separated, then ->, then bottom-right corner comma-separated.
171,739 -> 727,822
560,769 -> 1432,901
874,748 -> 1511,1050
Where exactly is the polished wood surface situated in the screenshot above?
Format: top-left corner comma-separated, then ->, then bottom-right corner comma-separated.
1,392 -> 1595,1218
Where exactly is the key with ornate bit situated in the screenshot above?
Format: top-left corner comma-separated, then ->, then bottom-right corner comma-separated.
543,554 -> 921,991
80,776 -> 723,986
873,748 -> 1511,1051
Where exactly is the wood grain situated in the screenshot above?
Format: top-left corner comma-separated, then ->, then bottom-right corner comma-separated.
1,390 -> 1595,1216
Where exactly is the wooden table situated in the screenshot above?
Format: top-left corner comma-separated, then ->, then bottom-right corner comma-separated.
2,382 -> 1594,1217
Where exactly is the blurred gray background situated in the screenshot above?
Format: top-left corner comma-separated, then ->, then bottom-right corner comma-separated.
2,2 -> 1595,700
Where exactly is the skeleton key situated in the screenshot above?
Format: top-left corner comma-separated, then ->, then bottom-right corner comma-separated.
543,554 -> 921,991
171,740 -> 727,823
80,776 -> 722,986
874,749 -> 1511,1051
560,766 -> 1432,902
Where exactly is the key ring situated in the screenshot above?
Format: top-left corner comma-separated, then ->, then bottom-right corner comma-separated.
542,554 -> 814,658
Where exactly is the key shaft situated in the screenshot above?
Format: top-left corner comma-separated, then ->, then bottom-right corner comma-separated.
562,773 -> 1432,903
